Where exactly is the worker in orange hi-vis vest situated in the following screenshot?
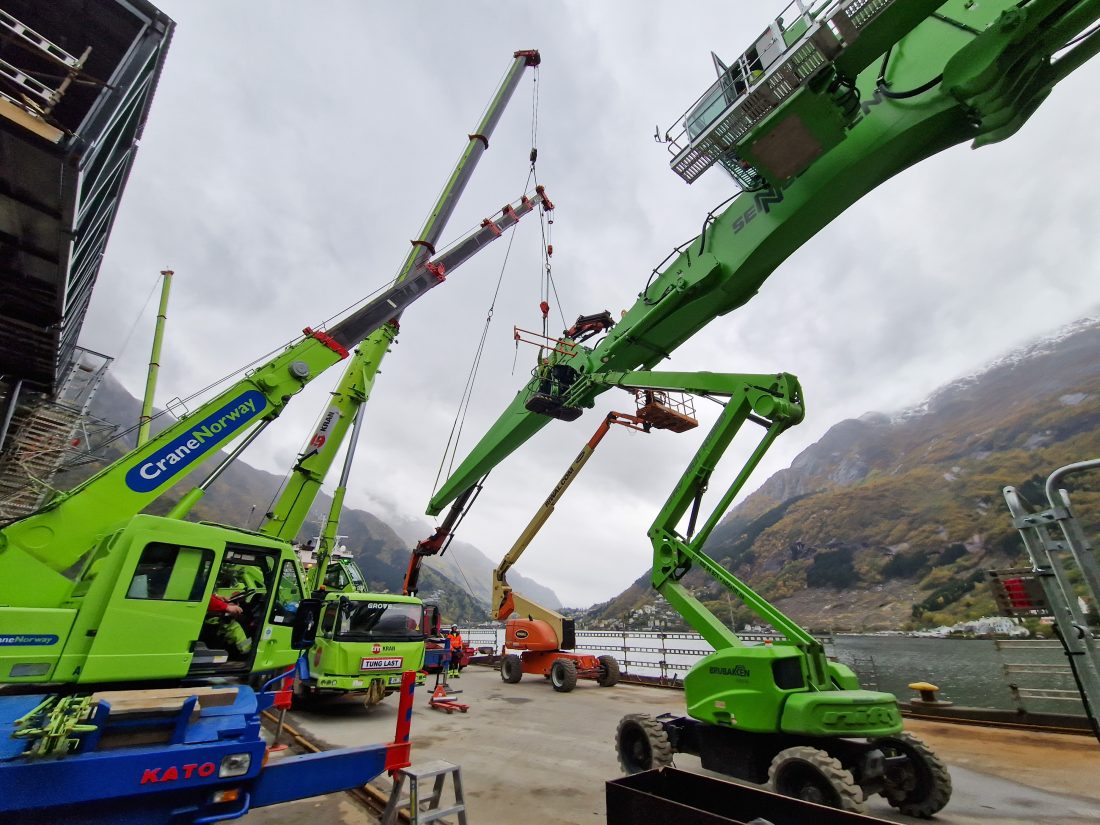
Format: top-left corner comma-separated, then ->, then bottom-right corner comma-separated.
447,625 -> 463,679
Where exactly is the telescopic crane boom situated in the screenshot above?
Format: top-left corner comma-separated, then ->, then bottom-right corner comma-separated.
257,49 -> 543,569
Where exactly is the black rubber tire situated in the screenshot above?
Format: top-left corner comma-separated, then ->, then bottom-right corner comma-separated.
549,658 -> 578,692
768,746 -> 865,812
596,655 -> 621,687
615,713 -> 674,774
291,677 -> 315,709
874,731 -> 952,818
500,653 -> 523,684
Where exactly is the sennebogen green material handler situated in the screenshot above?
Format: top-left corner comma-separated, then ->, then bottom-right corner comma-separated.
414,0 -> 1100,815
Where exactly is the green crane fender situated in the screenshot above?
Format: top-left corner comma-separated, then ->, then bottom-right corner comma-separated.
425,0 -> 1100,518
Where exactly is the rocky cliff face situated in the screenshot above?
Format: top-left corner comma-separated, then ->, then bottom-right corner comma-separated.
587,317 -> 1100,631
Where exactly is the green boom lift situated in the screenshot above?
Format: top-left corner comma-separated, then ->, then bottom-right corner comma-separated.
415,0 -> 1100,815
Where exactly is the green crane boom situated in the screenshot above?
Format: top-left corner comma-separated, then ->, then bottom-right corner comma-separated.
0,188 -> 546,612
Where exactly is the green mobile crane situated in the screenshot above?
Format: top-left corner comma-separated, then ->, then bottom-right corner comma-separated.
414,0 -> 1100,815
0,201 -> 536,685
0,41 -> 546,689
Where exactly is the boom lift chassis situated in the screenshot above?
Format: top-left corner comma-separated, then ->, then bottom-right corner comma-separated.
598,369 -> 950,817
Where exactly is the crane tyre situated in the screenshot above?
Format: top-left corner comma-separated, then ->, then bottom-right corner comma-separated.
500,653 -> 523,684
768,746 -> 864,812
596,654 -> 621,687
291,677 -> 315,709
550,658 -> 578,692
873,731 -> 952,818
615,713 -> 673,774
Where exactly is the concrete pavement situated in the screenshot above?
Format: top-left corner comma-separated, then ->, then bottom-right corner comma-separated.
244,666 -> 1100,824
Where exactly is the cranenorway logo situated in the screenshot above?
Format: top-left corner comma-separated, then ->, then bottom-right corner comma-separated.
125,391 -> 267,492
0,634 -> 59,646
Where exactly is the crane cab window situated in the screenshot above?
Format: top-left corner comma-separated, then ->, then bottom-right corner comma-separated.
335,601 -> 424,642
323,565 -> 349,591
195,548 -> 301,671
270,559 -> 304,625
126,543 -> 214,601
321,602 -> 338,636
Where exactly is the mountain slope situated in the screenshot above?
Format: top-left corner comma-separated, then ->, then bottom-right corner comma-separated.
588,317 -> 1100,631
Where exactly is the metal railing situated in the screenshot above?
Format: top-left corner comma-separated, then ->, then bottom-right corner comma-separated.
995,639 -> 1089,711
661,0 -> 904,185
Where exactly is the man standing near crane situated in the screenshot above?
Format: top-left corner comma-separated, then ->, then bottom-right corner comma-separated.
447,625 -> 464,679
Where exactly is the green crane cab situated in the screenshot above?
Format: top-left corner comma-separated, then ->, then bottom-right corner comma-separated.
298,539 -> 366,594
1,515 -> 318,685
321,557 -> 366,593
298,593 -> 431,706
295,540 -> 433,704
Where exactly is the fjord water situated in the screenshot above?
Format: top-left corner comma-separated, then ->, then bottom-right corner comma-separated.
832,635 -> 1085,715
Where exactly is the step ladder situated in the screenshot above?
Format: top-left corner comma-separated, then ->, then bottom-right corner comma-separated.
382,760 -> 468,825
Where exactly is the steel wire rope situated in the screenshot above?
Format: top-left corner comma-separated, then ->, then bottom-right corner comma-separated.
526,62 -> 566,336
439,541 -> 479,605
430,219 -> 521,496
113,271 -> 163,361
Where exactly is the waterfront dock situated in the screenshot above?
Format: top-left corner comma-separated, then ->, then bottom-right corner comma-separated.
249,667 -> 1100,824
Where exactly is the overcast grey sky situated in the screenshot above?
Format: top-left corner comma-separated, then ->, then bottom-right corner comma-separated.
81,2 -> 1100,607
